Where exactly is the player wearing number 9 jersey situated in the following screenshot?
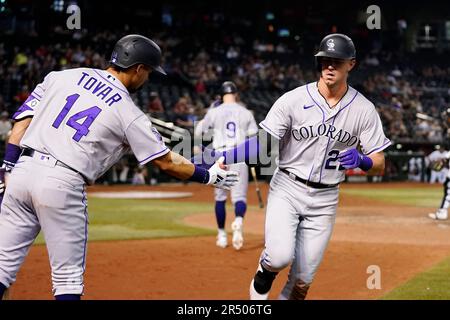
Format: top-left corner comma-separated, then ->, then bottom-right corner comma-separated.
0,35 -> 239,300
199,81 -> 258,250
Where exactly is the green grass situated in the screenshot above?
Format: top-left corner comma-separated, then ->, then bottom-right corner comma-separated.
34,198 -> 217,245
382,256 -> 450,300
341,187 -> 442,207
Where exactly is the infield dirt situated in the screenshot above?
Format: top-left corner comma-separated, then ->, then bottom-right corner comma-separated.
10,182 -> 450,299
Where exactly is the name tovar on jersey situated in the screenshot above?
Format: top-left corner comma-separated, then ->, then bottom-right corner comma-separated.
13,68 -> 168,184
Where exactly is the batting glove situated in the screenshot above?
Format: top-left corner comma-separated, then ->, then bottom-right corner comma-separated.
337,148 -> 373,171
207,157 -> 239,190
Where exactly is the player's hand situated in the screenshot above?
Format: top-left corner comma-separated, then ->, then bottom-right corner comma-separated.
207,156 -> 239,190
337,148 -> 363,169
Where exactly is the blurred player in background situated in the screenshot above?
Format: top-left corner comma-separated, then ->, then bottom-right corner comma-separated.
428,145 -> 448,184
428,150 -> 450,220
408,156 -> 423,182
196,81 -> 258,250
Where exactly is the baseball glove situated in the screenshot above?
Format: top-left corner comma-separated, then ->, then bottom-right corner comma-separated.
430,159 -> 447,172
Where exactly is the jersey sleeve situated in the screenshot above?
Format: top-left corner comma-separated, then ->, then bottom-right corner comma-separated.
359,106 -> 392,155
12,72 -> 54,120
125,114 -> 170,165
247,112 -> 258,136
201,110 -> 213,133
259,94 -> 291,140
194,119 -> 205,137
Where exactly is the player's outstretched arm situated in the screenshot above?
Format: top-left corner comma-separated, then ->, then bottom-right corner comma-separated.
8,118 -> 32,146
151,151 -> 239,190
0,118 -> 32,202
366,151 -> 385,175
191,135 -> 272,169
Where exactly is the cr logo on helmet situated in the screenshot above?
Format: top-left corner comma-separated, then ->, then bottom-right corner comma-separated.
326,39 -> 335,51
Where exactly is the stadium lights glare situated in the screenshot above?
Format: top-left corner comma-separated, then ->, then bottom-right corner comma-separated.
266,12 -> 274,20
52,0 -> 64,12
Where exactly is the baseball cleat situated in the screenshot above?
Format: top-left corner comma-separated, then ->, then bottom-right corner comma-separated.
216,230 -> 228,248
249,279 -> 269,300
428,209 -> 448,220
231,220 -> 243,250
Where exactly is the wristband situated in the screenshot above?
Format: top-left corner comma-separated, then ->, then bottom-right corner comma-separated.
188,165 -> 210,184
359,155 -> 373,171
3,143 -> 22,171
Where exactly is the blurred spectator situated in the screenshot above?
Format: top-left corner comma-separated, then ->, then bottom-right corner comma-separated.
0,96 -> 7,113
132,165 -> 148,185
13,85 -> 30,105
226,46 -> 239,60
110,159 -> 130,184
147,91 -> 165,115
14,49 -> 28,67
0,25 -> 448,148
363,54 -> 380,67
172,97 -> 194,130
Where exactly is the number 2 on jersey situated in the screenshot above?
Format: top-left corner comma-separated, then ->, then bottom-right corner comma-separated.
325,150 -> 345,170
52,94 -> 102,142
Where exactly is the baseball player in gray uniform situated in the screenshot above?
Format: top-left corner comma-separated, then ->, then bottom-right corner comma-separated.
250,33 -> 391,300
0,34 -> 238,300
199,81 -> 258,250
195,33 -> 391,299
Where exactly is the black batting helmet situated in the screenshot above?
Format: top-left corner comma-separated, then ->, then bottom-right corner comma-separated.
220,81 -> 238,96
110,34 -> 166,75
315,33 -> 356,60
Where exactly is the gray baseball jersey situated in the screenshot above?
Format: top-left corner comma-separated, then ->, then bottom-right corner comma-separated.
13,68 -> 169,184
255,81 -> 391,300
0,67 -> 168,296
260,83 -> 391,185
202,102 -> 258,151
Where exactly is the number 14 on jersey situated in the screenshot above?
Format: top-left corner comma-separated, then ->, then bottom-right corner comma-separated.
52,94 -> 102,142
